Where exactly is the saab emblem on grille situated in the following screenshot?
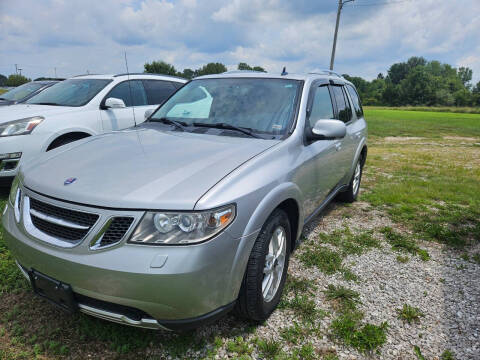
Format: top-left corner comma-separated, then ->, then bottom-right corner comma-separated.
64,177 -> 77,185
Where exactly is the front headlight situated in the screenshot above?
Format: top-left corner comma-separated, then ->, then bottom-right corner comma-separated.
129,205 -> 236,245
0,116 -> 44,137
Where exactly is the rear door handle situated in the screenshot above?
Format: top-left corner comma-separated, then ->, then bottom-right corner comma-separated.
335,142 -> 342,151
354,132 -> 362,139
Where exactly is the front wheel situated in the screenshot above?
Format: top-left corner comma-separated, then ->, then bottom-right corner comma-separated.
235,209 -> 291,321
338,156 -> 363,203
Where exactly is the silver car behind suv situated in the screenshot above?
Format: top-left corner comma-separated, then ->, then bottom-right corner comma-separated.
3,71 -> 367,330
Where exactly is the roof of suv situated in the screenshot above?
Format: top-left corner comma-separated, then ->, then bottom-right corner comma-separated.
71,73 -> 187,82
196,71 -> 353,85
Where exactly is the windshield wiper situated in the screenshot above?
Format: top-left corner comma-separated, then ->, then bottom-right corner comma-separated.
30,102 -> 62,106
149,117 -> 188,131
193,122 -> 261,139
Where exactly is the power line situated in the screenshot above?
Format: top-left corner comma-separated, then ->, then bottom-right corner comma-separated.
346,0 -> 414,7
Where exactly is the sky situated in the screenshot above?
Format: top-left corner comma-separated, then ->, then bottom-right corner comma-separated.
1,0 -> 479,84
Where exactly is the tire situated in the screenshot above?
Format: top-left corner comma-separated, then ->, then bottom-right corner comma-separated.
235,208 -> 291,322
338,156 -> 363,203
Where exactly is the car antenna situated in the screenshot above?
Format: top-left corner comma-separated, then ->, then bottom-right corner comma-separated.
281,66 -> 288,76
124,51 -> 137,127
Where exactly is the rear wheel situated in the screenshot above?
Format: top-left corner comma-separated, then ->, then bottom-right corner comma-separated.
235,209 -> 291,321
338,156 -> 363,203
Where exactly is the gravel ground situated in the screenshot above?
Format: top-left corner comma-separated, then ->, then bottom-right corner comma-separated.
210,201 -> 480,359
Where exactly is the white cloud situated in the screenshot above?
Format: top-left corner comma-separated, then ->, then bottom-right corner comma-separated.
0,0 -> 478,83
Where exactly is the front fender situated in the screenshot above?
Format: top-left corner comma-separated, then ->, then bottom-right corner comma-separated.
225,182 -> 303,302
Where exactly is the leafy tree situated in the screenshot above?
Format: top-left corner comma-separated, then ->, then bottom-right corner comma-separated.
180,68 -> 195,79
5,74 -> 31,86
0,74 -> 7,86
237,62 -> 266,72
387,62 -> 410,85
458,67 -> 473,88
195,62 -> 227,76
144,61 -> 178,76
377,73 -> 384,80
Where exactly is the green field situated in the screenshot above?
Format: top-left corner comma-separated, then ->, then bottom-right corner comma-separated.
0,89 -> 8,95
0,108 -> 478,359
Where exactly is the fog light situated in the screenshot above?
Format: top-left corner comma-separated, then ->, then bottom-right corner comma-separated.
0,152 -> 22,160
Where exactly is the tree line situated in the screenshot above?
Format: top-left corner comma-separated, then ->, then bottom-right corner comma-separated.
143,61 -> 265,79
3,56 -> 479,107
343,57 -> 480,107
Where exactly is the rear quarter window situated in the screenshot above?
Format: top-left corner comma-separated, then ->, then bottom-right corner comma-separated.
142,80 -> 177,105
346,84 -> 364,118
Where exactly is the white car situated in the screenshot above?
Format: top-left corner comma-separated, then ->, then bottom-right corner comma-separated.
0,73 -> 186,185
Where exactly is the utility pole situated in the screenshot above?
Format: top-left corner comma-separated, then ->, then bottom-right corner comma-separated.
15,64 -> 18,75
54,67 -> 57,78
330,0 -> 354,70
18,68 -> 22,76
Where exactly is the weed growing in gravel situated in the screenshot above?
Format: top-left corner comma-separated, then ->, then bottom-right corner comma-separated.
284,276 -> 317,295
414,345 -> 426,359
461,253 -> 470,261
280,294 -> 324,323
292,343 -> 317,360
226,336 -> 252,356
380,227 -> 430,261
396,255 -> 409,263
256,338 -> 282,359
324,285 -> 361,312
330,311 -> 388,354
397,304 -> 425,324
300,246 -> 343,274
300,244 -> 358,281
319,228 -> 381,257
472,253 -> 480,265
440,349 -> 456,360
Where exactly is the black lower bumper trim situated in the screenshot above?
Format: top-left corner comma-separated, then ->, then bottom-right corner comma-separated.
158,301 -> 236,331
0,176 -> 14,188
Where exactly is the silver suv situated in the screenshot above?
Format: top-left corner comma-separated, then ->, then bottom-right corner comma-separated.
3,71 -> 367,330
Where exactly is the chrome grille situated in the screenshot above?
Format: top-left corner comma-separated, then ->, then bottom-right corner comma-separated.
25,196 -> 99,245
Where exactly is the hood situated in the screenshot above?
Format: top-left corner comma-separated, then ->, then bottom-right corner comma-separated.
0,104 -> 80,124
21,126 -> 279,210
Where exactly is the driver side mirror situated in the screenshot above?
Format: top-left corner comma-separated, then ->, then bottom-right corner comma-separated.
144,108 -> 155,120
307,119 -> 346,141
104,97 -> 126,109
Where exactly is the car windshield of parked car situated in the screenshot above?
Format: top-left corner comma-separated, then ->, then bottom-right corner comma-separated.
0,82 -> 44,101
26,79 -> 111,106
151,78 -> 301,137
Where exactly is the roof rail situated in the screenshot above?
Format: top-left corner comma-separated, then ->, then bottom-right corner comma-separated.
309,70 -> 344,79
72,73 -> 101,77
113,72 -> 186,81
222,70 -> 266,74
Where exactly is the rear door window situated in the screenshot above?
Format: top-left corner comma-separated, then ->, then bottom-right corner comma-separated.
142,80 -> 177,105
331,85 -> 353,123
346,84 -> 364,118
107,80 -> 147,107
308,85 -> 334,128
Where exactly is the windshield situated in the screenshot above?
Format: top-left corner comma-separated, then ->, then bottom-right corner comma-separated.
26,79 -> 111,106
151,78 -> 301,138
1,82 -> 44,101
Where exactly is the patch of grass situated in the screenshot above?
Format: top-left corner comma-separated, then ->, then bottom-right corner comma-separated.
319,228 -> 381,257
284,276 -> 317,296
441,349 -> 456,360
396,255 -> 409,263
280,294 -> 323,323
256,338 -> 282,359
330,311 -> 388,354
397,304 -> 425,324
472,253 -> 480,265
300,246 -> 343,274
414,345 -> 426,359
380,227 -> 430,261
226,336 -> 252,356
324,285 -> 360,313
292,343 -> 317,360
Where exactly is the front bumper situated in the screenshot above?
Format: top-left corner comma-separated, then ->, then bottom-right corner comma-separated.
0,135 -> 30,179
3,188 -> 257,329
